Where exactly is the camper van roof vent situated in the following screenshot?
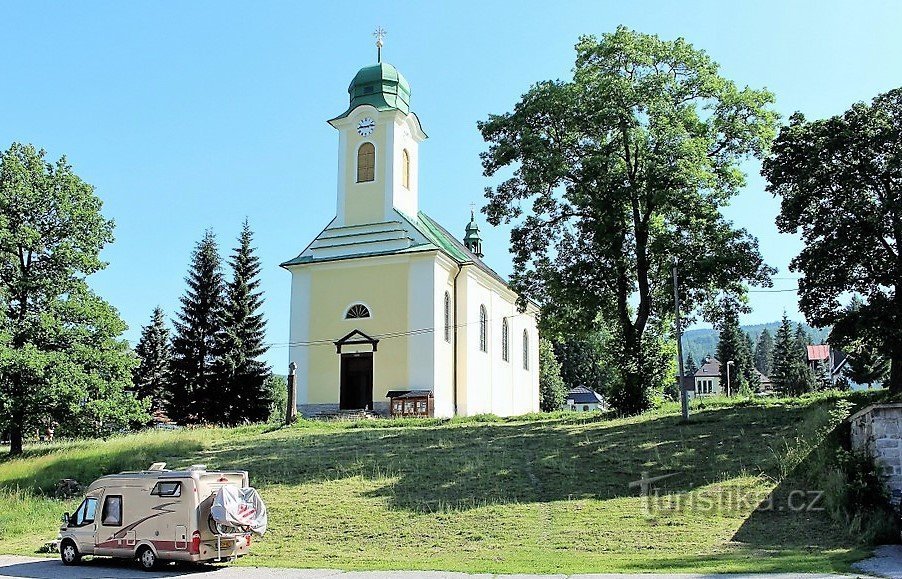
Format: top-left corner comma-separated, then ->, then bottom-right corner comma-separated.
187,464 -> 207,471
148,462 -> 167,471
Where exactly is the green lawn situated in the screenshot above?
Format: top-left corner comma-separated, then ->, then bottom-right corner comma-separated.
0,392 -> 888,573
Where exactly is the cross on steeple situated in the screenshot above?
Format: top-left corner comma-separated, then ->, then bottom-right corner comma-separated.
373,27 -> 386,62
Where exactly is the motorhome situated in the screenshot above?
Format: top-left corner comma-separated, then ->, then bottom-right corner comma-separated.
58,462 -> 265,570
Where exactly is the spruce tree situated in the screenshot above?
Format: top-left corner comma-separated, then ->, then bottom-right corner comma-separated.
715,302 -> 753,395
771,314 -> 795,393
218,221 -> 271,423
754,328 -> 774,376
539,338 -> 568,411
685,353 -> 699,377
845,347 -> 889,389
170,230 -> 227,423
133,307 -> 172,415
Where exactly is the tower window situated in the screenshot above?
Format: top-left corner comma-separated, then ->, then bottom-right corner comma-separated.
479,305 -> 487,353
444,292 -> 451,343
357,142 -> 375,183
402,149 -> 410,189
345,304 -> 371,319
502,318 -> 509,362
523,330 -> 530,370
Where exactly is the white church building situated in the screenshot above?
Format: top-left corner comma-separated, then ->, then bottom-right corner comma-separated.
281,51 -> 539,418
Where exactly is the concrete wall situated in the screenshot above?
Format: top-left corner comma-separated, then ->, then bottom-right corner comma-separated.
850,403 -> 902,496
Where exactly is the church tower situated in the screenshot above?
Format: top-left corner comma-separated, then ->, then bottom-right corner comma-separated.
464,210 -> 484,258
327,56 -> 427,227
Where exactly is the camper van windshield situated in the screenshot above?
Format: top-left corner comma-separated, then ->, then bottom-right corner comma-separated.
151,481 -> 181,497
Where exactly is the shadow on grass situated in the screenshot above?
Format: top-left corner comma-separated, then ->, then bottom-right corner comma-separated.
208,403 -> 807,509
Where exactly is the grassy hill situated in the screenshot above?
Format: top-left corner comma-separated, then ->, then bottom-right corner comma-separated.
0,391 -> 890,574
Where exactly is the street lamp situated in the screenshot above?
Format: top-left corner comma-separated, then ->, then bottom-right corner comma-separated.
726,360 -> 735,397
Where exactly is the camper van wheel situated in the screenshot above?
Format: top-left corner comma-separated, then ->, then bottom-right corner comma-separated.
137,546 -> 157,571
60,540 -> 81,565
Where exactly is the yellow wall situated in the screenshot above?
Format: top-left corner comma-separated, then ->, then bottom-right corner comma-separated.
343,123 -> 388,226
306,259 -> 411,403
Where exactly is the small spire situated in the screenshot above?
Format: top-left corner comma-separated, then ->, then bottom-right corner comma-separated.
373,27 -> 386,63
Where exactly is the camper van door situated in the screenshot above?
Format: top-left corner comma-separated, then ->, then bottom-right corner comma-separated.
69,492 -> 101,554
95,491 -> 128,556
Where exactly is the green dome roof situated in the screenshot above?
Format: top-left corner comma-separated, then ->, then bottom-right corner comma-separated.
334,62 -> 411,120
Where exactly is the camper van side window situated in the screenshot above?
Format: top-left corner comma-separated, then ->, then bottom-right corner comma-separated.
101,495 -> 122,526
151,481 -> 182,497
72,497 -> 98,526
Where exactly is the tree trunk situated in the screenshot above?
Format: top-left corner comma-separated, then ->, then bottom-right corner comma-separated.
8,424 -> 23,456
889,357 -> 902,394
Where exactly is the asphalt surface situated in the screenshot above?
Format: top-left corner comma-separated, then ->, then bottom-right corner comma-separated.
0,555 -> 885,579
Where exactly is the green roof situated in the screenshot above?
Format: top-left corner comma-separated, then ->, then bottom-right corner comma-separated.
332,62 -> 411,121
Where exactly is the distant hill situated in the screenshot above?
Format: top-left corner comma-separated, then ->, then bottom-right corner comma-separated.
682,321 -> 830,363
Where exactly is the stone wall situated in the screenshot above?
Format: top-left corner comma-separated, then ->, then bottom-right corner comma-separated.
297,402 -> 390,418
850,403 -> 902,497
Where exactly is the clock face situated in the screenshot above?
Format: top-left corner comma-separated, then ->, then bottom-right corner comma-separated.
357,117 -> 376,136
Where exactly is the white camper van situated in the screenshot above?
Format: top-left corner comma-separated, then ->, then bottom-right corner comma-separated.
58,462 -> 266,570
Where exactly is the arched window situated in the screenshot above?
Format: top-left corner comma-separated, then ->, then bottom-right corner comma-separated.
345,304 -> 371,319
401,149 -> 410,189
522,329 -> 529,370
357,142 -> 375,183
479,305 -> 487,353
443,292 -> 451,343
501,318 -> 509,362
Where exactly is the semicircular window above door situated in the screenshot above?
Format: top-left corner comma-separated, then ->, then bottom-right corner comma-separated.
345,304 -> 371,319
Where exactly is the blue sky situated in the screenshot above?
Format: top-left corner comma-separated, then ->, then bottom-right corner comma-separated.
2,1 -> 900,371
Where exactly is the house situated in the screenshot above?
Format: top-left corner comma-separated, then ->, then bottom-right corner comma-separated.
281,48 -> 540,418
564,386 -> 605,412
693,357 -> 722,397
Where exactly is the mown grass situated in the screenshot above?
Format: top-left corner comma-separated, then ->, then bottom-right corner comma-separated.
0,391 -> 890,573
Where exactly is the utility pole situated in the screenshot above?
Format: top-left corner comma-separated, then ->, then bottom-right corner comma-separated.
673,261 -> 689,421
726,360 -> 734,397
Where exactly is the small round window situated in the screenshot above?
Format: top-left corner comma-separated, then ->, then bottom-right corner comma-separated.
345,304 -> 371,319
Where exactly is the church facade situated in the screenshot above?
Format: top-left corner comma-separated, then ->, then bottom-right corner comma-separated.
281,58 -> 539,418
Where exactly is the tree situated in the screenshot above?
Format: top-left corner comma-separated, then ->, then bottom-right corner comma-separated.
552,331 -> 610,396
833,296 -> 889,389
133,307 -> 172,415
539,338 -> 567,411
685,353 -> 699,377
217,221 -> 270,424
263,374 -> 288,423
845,348 -> 889,389
714,300 -> 754,395
170,230 -> 226,423
754,328 -> 774,376
0,143 -> 147,454
479,28 -> 777,415
763,88 -> 902,394
771,314 -> 816,395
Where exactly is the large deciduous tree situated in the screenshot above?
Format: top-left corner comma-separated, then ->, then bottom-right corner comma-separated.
217,221 -> 270,424
763,88 -> 902,393
169,230 -> 226,423
479,28 -> 777,414
0,143 -> 147,455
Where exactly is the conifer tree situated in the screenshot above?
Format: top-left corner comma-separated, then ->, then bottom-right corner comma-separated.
715,301 -> 754,395
772,314 -> 817,395
845,348 -> 889,389
170,230 -> 226,423
218,221 -> 271,423
539,338 -> 568,411
133,307 -> 172,414
754,328 -> 774,376
685,353 -> 699,377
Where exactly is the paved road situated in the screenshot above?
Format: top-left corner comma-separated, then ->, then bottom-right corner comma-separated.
0,556 -> 878,579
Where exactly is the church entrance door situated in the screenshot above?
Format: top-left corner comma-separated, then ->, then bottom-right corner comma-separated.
340,353 -> 373,410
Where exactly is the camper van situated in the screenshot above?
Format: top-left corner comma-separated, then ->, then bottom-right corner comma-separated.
58,463 -> 264,570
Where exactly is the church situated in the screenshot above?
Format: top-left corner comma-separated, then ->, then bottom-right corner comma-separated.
281,47 -> 539,418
